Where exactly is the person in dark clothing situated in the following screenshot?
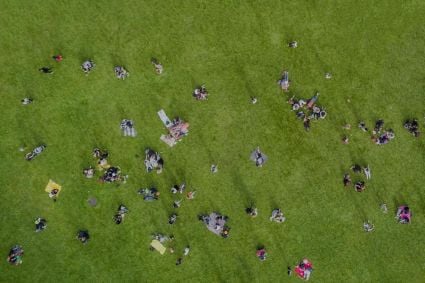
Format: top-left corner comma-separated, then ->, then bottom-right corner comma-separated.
39,67 -> 53,74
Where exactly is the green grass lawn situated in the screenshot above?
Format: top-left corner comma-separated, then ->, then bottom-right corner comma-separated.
1,0 -> 424,282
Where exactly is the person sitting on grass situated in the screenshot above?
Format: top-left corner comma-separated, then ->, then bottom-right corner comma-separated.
152,233 -> 174,244
278,70 -> 290,92
270,209 -> 286,223
363,220 -> 374,232
114,66 -> 129,80
138,187 -> 160,201
76,230 -> 90,244
256,247 -> 267,261
354,181 -> 365,192
83,167 -> 94,178
373,119 -> 385,135
245,206 -> 258,217
21,97 -> 33,105
7,245 -> 24,266
396,205 -> 411,224
404,119 -> 420,137
343,174 -> 351,187
295,258 -> 313,280
81,59 -> 95,75
168,213 -> 178,225
250,147 -> 267,167
193,85 -> 208,100
151,58 -> 163,74
350,164 -> 362,173
100,166 -> 121,183
35,217 -> 47,232
49,188 -> 59,201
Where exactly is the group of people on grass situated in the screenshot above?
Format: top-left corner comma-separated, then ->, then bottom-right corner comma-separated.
286,93 -> 326,131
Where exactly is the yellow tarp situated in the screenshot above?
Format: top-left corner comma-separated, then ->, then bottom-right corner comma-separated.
150,240 -> 166,255
44,180 -> 62,196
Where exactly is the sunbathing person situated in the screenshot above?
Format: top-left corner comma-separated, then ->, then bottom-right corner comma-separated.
138,187 -> 160,201
76,230 -> 90,244
396,206 -> 411,224
35,217 -> 47,232
81,60 -> 95,74
343,174 -> 351,187
114,66 -> 129,80
270,209 -> 286,223
7,245 -> 24,265
354,181 -> 365,192
193,85 -> 208,100
25,144 -> 46,161
278,71 -> 290,92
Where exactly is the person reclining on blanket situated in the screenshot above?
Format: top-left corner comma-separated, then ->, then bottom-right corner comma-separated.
193,85 -> 208,100
7,245 -> 24,265
144,149 -> 164,173
152,233 -> 173,243
138,187 -> 160,201
270,209 -> 286,223
295,258 -> 313,280
81,59 -> 95,74
114,66 -> 129,79
120,119 -> 137,137
169,118 -> 190,140
396,205 -> 411,224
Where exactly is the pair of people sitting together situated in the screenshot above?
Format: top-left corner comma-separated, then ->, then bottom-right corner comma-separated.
113,204 -> 129,224
270,209 -> 286,223
138,187 -> 160,201
114,66 -> 129,79
144,149 -> 164,174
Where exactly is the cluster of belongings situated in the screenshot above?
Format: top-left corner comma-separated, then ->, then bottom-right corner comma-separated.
157,109 -> 190,147
295,258 -> 313,281
193,85 -> 208,100
113,204 -> 129,224
250,147 -> 267,167
7,245 -> 24,265
150,233 -> 173,255
114,66 -> 129,79
120,119 -> 137,137
45,180 -> 62,201
371,119 -> 395,145
278,71 -> 291,92
35,217 -> 47,232
81,59 -> 95,74
199,212 -> 230,238
144,149 -> 163,173
287,93 -> 326,131
138,187 -> 160,201
151,58 -> 163,74
25,144 -> 46,161
396,205 -> 411,224
76,230 -> 90,244
269,209 -> 286,223
404,119 -> 420,137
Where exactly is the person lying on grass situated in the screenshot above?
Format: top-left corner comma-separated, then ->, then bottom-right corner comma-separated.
144,149 -> 164,174
114,66 -> 129,79
193,85 -> 208,100
113,204 -> 129,224
138,187 -> 160,201
396,205 -> 411,224
7,245 -> 24,265
270,209 -> 286,223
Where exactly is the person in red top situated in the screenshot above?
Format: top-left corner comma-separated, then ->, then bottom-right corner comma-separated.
52,54 -> 63,62
295,258 -> 313,280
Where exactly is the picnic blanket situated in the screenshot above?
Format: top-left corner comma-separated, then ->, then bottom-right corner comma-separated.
157,109 -> 172,128
150,240 -> 166,255
44,180 -> 62,195
206,212 -> 226,236
160,134 -> 176,147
